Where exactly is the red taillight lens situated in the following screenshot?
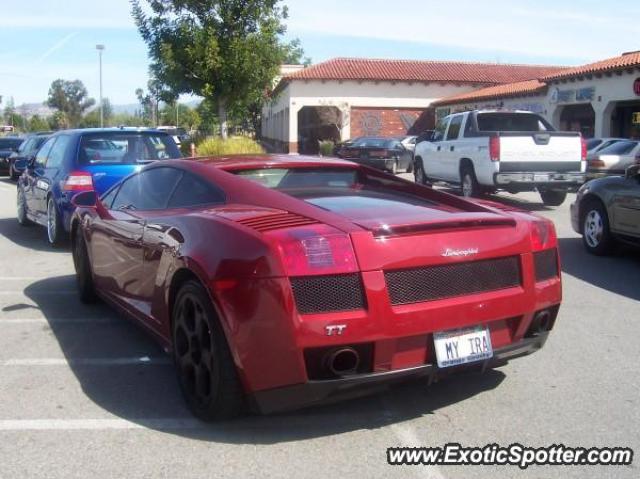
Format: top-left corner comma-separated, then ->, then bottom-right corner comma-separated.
530,219 -> 557,251
266,224 -> 358,276
63,171 -> 94,192
589,157 -> 605,168
580,137 -> 587,161
489,136 -> 500,162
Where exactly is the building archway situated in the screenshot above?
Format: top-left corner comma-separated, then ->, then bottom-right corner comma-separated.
557,104 -> 596,138
297,106 -> 343,155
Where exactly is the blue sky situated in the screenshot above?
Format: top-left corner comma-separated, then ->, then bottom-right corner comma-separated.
1,0 -> 638,106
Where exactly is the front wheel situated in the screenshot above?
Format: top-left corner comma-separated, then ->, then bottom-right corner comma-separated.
539,189 -> 567,207
172,280 -> 244,421
581,200 -> 613,255
9,163 -> 19,181
17,187 -> 32,226
389,159 -> 398,175
414,161 -> 430,186
46,197 -> 65,246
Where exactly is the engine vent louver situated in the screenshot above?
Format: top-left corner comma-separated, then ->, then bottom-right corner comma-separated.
237,212 -> 319,233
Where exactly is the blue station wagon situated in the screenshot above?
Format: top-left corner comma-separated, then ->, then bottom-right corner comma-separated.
17,128 -> 182,245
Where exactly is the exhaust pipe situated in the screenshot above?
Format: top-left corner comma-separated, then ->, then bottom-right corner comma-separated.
325,348 -> 360,376
529,310 -> 551,336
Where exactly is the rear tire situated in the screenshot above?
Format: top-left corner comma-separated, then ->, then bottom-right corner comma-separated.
539,189 -> 567,207
46,196 -> 65,247
73,228 -> 97,303
460,165 -> 480,197
581,199 -> 613,255
172,280 -> 244,421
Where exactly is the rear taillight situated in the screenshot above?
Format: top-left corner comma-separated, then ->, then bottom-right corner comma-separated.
265,224 -> 358,276
63,171 -> 93,192
489,136 -> 500,162
530,219 -> 557,251
588,157 -> 605,168
580,136 -> 587,161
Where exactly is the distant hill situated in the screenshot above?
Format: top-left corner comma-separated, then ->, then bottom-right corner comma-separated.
14,99 -> 201,118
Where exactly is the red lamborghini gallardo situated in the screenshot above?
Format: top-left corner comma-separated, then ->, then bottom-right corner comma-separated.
70,155 -> 562,420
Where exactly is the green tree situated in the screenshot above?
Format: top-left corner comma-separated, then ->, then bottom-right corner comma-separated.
46,79 -> 95,127
28,115 -> 50,132
131,0 -> 304,139
80,98 -> 114,128
160,102 -> 201,131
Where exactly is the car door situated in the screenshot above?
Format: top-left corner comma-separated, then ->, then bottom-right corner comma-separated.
610,175 -> 640,237
89,173 -> 147,303
423,118 -> 449,179
23,136 -> 56,222
33,135 -> 72,215
441,114 -> 464,181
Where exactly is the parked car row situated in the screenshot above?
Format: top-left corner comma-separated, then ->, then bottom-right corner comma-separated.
15,128 -> 182,245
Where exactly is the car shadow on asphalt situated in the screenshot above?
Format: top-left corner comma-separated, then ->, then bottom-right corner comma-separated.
22,274 -> 507,444
0,217 -> 70,253
558,237 -> 640,301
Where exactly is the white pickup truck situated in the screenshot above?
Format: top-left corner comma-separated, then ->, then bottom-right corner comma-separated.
413,110 -> 586,206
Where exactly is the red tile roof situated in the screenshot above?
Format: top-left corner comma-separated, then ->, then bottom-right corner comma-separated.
542,51 -> 640,81
285,58 -> 567,85
433,79 -> 547,106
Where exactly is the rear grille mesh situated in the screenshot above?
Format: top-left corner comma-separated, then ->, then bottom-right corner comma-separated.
385,256 -> 522,305
533,248 -> 559,281
237,212 -> 318,233
291,274 -> 365,314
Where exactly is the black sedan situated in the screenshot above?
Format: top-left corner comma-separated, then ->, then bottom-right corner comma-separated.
336,137 -> 413,174
7,132 -> 51,180
0,137 -> 24,176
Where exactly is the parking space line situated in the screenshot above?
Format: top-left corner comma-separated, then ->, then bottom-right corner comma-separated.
0,318 -> 116,324
0,418 -> 204,431
0,290 -> 76,295
2,357 -> 171,366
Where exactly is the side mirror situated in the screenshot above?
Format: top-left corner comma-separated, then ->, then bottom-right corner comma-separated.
625,164 -> 640,180
26,156 -> 36,169
71,190 -> 98,208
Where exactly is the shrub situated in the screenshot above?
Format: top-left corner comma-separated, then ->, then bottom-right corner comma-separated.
196,136 -> 265,156
318,140 -> 335,157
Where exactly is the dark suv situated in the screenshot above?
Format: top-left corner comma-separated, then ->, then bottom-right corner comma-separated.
7,132 -> 51,180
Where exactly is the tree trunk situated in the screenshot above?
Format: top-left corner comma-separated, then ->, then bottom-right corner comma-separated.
218,98 -> 228,139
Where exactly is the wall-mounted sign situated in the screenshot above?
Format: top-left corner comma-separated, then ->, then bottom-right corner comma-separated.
632,112 -> 640,125
634,78 -> 640,96
550,86 -> 595,104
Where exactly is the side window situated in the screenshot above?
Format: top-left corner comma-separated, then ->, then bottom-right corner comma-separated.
446,115 -> 463,140
168,173 -> 225,208
136,168 -> 183,210
46,135 -> 71,168
111,175 -> 142,211
432,119 -> 448,142
463,115 -> 476,136
34,137 -> 56,168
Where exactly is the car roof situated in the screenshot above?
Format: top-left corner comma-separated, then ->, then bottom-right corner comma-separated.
50,127 -> 169,137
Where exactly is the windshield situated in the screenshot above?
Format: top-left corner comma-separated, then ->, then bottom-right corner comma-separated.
476,113 -> 553,132
78,132 -> 181,165
597,140 -> 638,156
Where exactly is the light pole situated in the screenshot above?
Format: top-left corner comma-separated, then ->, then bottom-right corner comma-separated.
96,44 -> 105,127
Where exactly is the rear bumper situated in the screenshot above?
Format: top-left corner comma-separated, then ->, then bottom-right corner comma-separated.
494,172 -> 585,190
351,158 -> 395,171
251,333 -> 549,414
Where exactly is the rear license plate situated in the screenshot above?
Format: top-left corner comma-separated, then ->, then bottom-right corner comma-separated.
433,325 -> 493,368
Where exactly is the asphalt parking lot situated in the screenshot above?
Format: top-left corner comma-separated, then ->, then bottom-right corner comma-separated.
0,175 -> 638,479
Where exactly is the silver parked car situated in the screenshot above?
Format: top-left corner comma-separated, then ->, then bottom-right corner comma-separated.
586,140 -> 640,179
